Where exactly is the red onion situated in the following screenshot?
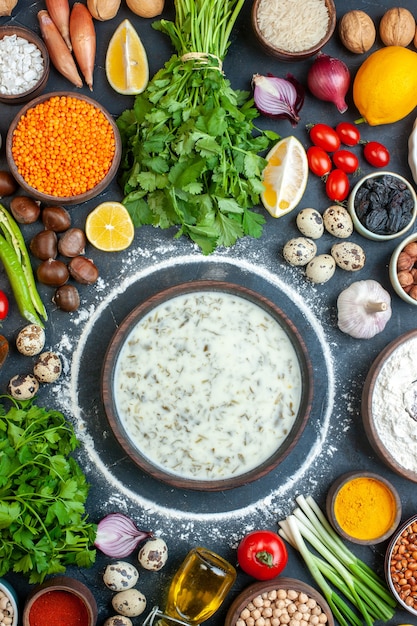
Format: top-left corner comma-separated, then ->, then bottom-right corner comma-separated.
307,53 -> 350,114
252,73 -> 305,126
94,513 -> 153,557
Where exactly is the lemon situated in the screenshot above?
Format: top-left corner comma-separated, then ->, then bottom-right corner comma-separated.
353,46 -> 417,126
105,19 -> 149,95
261,136 -> 308,218
85,201 -> 135,252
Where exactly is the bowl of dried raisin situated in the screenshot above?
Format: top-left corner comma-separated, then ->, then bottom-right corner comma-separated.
389,233 -> 417,305
348,171 -> 417,241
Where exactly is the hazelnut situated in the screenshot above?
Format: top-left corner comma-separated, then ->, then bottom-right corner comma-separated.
339,10 -> 376,53
379,7 -> 416,47
397,270 -> 414,288
397,251 -> 414,271
404,241 -> 417,259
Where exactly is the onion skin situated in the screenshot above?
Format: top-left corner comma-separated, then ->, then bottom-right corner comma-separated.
38,10 -> 83,88
46,0 -> 71,50
307,53 -> 350,114
95,513 -> 153,558
70,3 -> 96,91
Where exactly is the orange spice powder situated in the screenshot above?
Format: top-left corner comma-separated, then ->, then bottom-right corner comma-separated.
11,95 -> 116,198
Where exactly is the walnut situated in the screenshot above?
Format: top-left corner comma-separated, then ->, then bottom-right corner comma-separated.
379,7 -> 416,47
339,10 -> 376,54
87,0 -> 121,20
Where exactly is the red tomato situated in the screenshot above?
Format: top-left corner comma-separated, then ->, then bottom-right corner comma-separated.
363,141 -> 390,168
237,530 -> 288,580
0,291 -> 9,320
307,146 -> 332,177
332,150 -> 359,174
325,169 -> 350,202
335,122 -> 361,146
309,124 -> 341,152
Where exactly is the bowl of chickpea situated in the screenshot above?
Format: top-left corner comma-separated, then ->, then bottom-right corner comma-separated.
224,577 -> 334,626
385,514 -> 417,615
389,233 -> 417,305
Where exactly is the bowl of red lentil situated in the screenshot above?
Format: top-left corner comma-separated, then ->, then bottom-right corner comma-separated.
224,577 -> 334,626
385,514 -> 417,616
6,92 -> 122,205
22,575 -> 97,626
0,25 -> 50,104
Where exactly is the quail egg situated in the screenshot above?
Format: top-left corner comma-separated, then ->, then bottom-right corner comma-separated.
305,254 -> 336,284
104,617 -> 133,626
33,351 -> 62,383
331,241 -> 366,271
296,208 -> 324,239
8,373 -> 39,400
138,537 -> 168,571
283,237 -> 317,266
323,205 -> 353,238
16,324 -> 45,356
103,561 -> 139,591
112,590 -> 147,618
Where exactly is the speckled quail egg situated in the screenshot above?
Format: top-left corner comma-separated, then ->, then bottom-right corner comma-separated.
112,590 -> 147,618
33,351 -> 62,383
305,254 -> 336,284
16,324 -> 45,356
103,561 -> 139,591
323,205 -> 353,238
8,373 -> 39,400
283,237 -> 317,266
331,241 -> 366,271
296,208 -> 324,239
104,617 -> 133,626
138,537 -> 168,571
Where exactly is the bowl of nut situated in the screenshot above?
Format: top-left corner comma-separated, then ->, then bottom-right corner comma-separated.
385,514 -> 417,615
348,171 -> 417,241
389,232 -> 417,305
224,577 -> 334,626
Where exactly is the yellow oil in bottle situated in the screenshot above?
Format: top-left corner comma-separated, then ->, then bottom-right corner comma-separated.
163,547 -> 236,625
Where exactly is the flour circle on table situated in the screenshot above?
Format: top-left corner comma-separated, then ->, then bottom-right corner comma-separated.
66,253 -> 335,523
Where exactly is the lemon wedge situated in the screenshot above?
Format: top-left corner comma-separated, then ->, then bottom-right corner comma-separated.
85,201 -> 135,252
261,136 -> 308,218
105,19 -> 149,95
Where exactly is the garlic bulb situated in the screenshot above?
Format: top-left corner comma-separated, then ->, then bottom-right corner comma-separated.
337,279 -> 392,339
87,0 -> 120,20
0,0 -> 18,17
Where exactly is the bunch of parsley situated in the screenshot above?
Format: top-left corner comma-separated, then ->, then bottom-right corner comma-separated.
0,398 -> 96,583
117,0 -> 278,255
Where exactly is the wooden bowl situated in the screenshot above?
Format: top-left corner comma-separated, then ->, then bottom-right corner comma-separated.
225,577 -> 334,626
389,232 -> 417,306
0,578 -> 18,626
326,471 -> 401,545
6,91 -> 122,205
22,576 -> 97,626
102,280 -> 313,491
385,514 -> 417,616
0,25 -> 49,104
362,329 -> 417,483
251,0 -> 336,61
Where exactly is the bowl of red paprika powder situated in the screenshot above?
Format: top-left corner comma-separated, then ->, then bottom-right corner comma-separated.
22,575 -> 97,626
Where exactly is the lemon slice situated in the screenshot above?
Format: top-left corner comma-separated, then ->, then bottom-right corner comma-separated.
105,19 -> 149,95
85,201 -> 135,252
261,136 -> 308,218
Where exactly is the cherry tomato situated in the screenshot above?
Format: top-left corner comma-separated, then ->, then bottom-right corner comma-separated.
325,169 -> 350,202
335,122 -> 361,147
332,150 -> 359,174
363,141 -> 390,168
309,123 -> 341,152
237,530 -> 288,580
0,291 -> 9,320
307,146 -> 332,177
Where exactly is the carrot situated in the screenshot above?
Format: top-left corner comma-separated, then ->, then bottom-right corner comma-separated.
37,10 -> 83,88
70,3 -> 96,91
45,0 -> 72,50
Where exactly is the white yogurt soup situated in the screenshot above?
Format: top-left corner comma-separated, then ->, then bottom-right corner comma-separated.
114,290 -> 303,481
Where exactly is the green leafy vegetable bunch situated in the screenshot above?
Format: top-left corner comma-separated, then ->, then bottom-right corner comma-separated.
117,0 -> 277,254
0,398 -> 96,583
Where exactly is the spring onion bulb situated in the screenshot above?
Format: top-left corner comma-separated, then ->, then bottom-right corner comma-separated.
95,513 -> 153,557
307,53 -> 350,113
252,73 -> 305,126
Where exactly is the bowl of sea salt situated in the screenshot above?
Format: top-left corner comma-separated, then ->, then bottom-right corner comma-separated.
0,25 -> 49,104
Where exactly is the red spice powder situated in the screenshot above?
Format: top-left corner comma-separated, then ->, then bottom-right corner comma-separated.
29,590 -> 90,626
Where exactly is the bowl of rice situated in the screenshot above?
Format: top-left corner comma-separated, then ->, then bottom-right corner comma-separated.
251,0 -> 336,61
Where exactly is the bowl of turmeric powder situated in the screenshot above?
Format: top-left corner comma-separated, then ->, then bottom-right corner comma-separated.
326,471 -> 401,545
6,91 -> 122,205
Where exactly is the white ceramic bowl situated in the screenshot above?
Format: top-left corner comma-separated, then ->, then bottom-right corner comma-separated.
0,579 -> 18,626
385,514 -> 417,616
348,171 -> 417,241
389,232 -> 417,305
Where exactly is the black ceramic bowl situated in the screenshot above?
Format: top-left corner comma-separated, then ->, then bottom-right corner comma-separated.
102,280 -> 313,491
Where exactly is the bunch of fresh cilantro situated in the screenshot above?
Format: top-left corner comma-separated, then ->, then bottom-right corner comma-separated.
0,398 -> 96,583
117,0 -> 278,255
